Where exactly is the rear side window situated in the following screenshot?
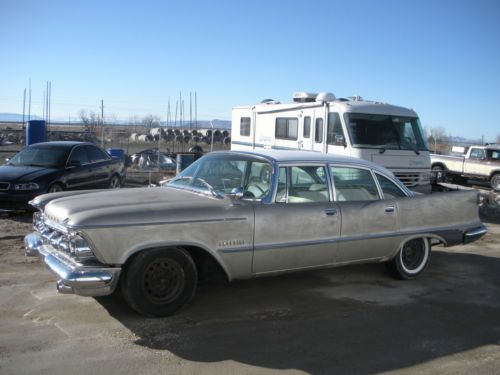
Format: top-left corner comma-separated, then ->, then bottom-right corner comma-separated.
86,145 -> 109,162
240,117 -> 251,136
375,173 -> 407,199
331,166 -> 379,201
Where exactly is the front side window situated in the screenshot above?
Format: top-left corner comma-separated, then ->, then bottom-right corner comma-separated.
69,146 -> 89,165
168,155 -> 272,200
375,173 -> 407,199
277,165 -> 329,203
346,114 -> 428,151
240,117 -> 251,136
275,118 -> 298,140
315,118 -> 323,143
331,166 -> 379,201
487,150 -> 500,161
327,112 -> 345,145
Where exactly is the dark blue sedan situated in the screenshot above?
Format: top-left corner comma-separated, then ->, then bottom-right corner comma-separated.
0,141 -> 126,210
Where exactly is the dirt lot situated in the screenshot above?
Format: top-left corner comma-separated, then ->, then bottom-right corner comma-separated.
1,205 -> 499,374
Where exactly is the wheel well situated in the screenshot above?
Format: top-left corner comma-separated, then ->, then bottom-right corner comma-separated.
122,245 -> 229,284
489,171 -> 500,180
48,181 -> 65,191
431,163 -> 446,170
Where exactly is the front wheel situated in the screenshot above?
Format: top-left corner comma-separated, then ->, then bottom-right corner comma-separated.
121,248 -> 197,317
47,183 -> 63,193
386,238 -> 431,280
109,175 -> 121,189
491,173 -> 500,191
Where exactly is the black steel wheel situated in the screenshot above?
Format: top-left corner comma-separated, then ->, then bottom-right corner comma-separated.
386,238 -> 431,280
121,248 -> 197,317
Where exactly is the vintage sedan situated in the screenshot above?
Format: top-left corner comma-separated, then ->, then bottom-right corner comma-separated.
24,150 -> 486,317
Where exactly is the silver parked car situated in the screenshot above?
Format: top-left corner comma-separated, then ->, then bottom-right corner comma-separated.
25,150 -> 486,317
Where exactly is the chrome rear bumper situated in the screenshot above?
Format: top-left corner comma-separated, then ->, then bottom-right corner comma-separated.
24,232 -> 121,297
463,226 -> 488,244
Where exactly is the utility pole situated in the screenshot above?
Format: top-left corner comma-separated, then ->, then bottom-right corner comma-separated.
22,89 -> 26,131
189,92 -> 192,129
28,79 -> 31,122
100,99 -> 105,147
195,92 -> 197,129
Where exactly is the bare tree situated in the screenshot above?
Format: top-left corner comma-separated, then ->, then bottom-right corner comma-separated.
79,110 -> 101,134
426,126 -> 448,153
496,134 -> 500,144
142,114 -> 160,130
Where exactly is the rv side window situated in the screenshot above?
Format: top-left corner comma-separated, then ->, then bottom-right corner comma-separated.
275,118 -> 298,140
315,118 -> 323,143
303,116 -> 311,138
240,117 -> 251,137
327,113 -> 345,145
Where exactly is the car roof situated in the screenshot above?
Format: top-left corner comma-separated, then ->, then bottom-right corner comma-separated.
28,141 -> 91,147
209,149 -> 394,176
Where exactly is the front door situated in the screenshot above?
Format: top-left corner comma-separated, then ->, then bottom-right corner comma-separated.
252,165 -> 340,274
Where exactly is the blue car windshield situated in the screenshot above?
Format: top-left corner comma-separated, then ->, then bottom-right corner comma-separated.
8,146 -> 70,168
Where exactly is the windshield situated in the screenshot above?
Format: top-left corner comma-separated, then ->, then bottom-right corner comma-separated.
167,155 -> 273,199
8,145 -> 70,168
346,114 -> 428,151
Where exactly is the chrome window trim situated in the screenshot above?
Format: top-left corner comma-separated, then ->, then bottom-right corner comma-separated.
373,171 -> 410,199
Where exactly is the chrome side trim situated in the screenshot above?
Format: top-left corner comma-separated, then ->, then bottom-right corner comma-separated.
68,217 -> 248,230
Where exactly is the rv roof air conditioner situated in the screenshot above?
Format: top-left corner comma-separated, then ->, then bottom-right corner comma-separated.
261,99 -> 281,104
293,92 -> 317,103
316,92 -> 336,102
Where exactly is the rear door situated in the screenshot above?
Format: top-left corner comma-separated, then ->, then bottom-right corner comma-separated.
331,166 -> 400,263
252,164 -> 340,274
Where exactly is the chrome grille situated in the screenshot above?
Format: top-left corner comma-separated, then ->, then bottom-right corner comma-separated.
394,173 -> 420,188
34,214 -> 72,255
0,182 -> 10,191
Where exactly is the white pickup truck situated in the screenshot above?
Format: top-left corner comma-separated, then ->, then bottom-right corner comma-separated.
431,144 -> 500,190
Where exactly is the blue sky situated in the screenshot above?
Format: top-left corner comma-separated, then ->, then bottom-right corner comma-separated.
1,0 -> 499,140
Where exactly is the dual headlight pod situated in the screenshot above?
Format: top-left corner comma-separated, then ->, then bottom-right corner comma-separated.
68,234 -> 94,259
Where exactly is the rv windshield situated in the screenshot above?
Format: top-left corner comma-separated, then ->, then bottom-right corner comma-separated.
346,114 -> 428,151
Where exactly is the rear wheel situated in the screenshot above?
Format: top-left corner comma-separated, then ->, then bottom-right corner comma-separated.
121,248 -> 197,317
386,238 -> 431,280
491,173 -> 500,191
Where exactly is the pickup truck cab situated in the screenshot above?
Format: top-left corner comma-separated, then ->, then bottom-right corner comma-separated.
431,144 -> 500,190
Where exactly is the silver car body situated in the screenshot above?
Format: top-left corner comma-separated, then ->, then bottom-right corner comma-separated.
25,150 -> 486,297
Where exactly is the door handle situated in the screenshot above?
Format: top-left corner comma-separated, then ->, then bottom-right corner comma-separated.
324,208 -> 337,216
385,206 -> 395,213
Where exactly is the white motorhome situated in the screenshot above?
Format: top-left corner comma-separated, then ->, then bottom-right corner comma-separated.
231,92 -> 431,192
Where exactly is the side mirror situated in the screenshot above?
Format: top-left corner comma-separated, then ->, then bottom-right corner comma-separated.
227,187 -> 244,200
335,135 -> 346,147
66,160 -> 81,169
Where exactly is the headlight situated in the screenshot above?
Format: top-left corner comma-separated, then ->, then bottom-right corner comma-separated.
69,234 -> 94,258
14,182 -> 39,191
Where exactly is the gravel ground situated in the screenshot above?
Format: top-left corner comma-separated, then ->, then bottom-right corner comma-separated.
0,204 -> 499,375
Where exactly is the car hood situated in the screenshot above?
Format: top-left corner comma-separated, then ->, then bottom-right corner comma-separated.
0,165 -> 59,182
43,187 -> 231,229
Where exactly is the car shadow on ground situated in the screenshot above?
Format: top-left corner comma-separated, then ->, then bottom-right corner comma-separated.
97,251 -> 500,374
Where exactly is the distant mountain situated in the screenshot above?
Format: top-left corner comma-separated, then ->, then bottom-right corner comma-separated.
0,113 -> 42,122
0,113 -> 231,129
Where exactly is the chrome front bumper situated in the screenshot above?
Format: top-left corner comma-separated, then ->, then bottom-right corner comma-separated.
24,232 -> 121,297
